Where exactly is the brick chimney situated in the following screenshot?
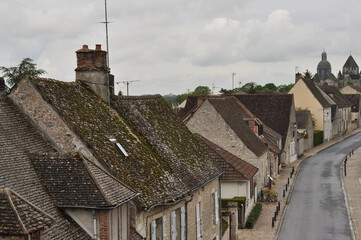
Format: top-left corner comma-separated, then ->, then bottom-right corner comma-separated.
295,72 -> 303,83
75,44 -> 114,103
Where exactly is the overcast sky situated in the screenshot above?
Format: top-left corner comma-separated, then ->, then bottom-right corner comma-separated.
1,0 -> 361,95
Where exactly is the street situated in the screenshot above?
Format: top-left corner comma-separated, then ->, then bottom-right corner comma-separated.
279,132 -> 361,240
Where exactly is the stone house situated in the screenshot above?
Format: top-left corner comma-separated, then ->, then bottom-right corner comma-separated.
344,94 -> 361,129
319,84 -> 352,135
183,96 -> 270,195
0,87 -> 96,239
195,134 -> 258,223
8,45 -> 223,240
296,110 -> 314,152
289,77 -> 333,142
235,94 -> 298,165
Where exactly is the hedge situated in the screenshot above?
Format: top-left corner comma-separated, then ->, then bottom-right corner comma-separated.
245,203 -> 262,229
314,130 -> 323,146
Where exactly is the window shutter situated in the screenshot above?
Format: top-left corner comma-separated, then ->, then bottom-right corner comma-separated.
215,191 -> 219,224
171,211 -> 177,240
180,206 -> 185,240
162,216 -> 166,240
196,203 -> 201,240
151,220 -> 156,240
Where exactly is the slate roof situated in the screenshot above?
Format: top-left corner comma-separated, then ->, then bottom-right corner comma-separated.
115,95 -> 222,195
0,96 -> 92,239
207,97 -> 268,157
344,94 -> 361,112
344,55 -> 359,68
29,152 -> 137,208
195,134 -> 258,181
177,95 -> 205,119
319,84 -> 352,108
0,188 -> 53,236
235,94 -> 293,148
301,78 -> 331,108
296,110 -> 311,129
30,77 -> 221,210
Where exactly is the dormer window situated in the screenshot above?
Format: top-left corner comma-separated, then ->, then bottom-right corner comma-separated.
109,138 -> 129,157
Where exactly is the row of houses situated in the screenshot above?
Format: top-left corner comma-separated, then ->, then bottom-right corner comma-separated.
1,44 -> 360,240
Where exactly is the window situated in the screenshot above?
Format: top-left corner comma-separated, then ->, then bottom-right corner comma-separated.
212,192 -> 219,225
151,216 -> 166,240
109,138 -> 129,157
196,202 -> 202,240
290,141 -> 296,155
170,207 -> 185,240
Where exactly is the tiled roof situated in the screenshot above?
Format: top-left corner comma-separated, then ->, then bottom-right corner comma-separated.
29,152 -> 137,208
0,96 -> 92,239
296,110 -> 311,129
0,188 -> 53,236
115,95 -> 222,194
207,97 -> 268,157
319,84 -> 352,107
235,94 -> 293,148
344,55 -> 359,68
30,77 -> 220,209
344,94 -> 361,112
301,78 -> 331,108
195,134 -> 258,181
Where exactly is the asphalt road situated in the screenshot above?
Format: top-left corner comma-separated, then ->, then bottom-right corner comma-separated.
279,132 -> 361,240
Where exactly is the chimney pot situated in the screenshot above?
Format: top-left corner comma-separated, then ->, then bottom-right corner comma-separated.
95,44 -> 102,51
82,44 -> 88,50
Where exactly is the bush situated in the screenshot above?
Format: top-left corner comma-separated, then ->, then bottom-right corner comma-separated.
314,130 -> 323,146
245,203 -> 262,229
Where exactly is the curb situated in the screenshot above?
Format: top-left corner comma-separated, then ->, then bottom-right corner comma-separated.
340,160 -> 356,240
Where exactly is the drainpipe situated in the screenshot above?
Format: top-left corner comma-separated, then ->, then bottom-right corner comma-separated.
219,179 -> 222,240
93,210 -> 97,239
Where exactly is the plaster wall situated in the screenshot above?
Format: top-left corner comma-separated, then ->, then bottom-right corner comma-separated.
341,86 -> 358,94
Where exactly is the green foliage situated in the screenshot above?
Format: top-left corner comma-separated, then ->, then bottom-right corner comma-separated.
117,90 -> 123,96
193,86 -> 211,95
263,83 -> 277,91
314,130 -> 323,146
346,80 -> 354,86
0,58 -> 46,87
245,203 -> 262,229
221,197 -> 247,209
303,69 -> 313,79
277,83 -> 294,93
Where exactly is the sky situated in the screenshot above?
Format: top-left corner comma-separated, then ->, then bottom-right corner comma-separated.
1,0 -> 361,95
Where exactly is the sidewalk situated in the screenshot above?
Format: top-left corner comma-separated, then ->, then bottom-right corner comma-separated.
237,127 -> 361,240
342,144 -> 361,240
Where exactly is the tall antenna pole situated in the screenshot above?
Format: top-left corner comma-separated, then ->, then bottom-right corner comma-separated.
104,0 -> 110,67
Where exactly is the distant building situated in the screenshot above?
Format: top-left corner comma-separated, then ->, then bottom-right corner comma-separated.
313,51 -> 338,86
338,55 -> 361,86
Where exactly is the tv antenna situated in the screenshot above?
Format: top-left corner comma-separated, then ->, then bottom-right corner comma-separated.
103,0 -> 110,67
116,80 -> 140,96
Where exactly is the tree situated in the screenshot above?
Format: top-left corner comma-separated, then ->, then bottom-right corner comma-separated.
346,80 -> 354,86
263,83 -> 277,91
0,58 -> 46,87
193,86 -> 211,95
241,82 -> 257,94
277,83 -> 294,93
303,69 -> 313,79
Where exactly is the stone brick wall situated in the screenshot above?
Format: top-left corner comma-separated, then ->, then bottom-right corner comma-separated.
99,210 -> 110,240
134,178 -> 220,240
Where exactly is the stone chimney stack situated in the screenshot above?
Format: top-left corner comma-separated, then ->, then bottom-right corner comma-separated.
295,72 -> 303,83
0,77 -> 5,93
75,44 -> 114,103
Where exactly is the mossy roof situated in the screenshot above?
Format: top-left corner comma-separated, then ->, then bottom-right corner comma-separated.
30,77 -> 216,209
115,95 -> 222,192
